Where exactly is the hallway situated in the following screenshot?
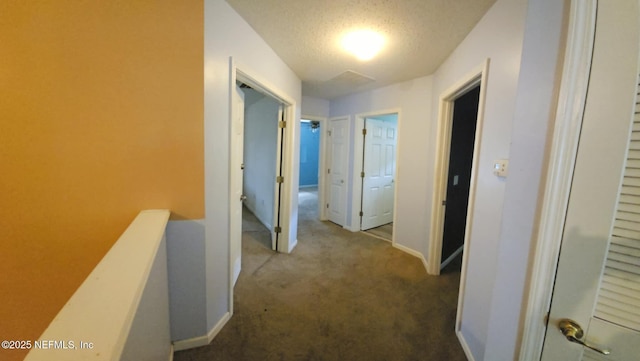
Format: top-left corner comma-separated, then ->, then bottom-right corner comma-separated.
174,188 -> 465,361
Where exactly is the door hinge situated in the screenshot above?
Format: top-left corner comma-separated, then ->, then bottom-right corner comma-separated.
279,121 -> 286,128
442,200 -> 446,206
328,168 -> 331,174
326,203 -> 329,209
359,211 -> 363,217
361,171 -> 365,178
240,163 -> 245,170
276,176 -> 284,183
327,130 -> 332,136
362,128 -> 367,135
274,226 -> 282,233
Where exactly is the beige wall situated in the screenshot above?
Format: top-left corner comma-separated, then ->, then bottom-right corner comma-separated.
0,1 -> 203,359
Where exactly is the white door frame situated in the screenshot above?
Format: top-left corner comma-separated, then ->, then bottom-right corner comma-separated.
228,57 -> 298,312
301,114 -> 328,220
428,59 -> 489,276
232,63 -> 297,254
519,1 -> 596,359
350,109 -> 401,236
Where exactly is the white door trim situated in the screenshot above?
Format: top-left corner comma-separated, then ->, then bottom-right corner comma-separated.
273,105 -> 285,250
228,58 -> 239,317
428,59 -> 489,276
351,109 -> 401,235
428,60 -> 489,361
228,56 -> 299,312
301,114 -> 328,221
233,65 -> 297,254
519,1 -> 596,360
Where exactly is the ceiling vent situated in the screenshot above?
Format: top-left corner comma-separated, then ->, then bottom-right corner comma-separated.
325,70 -> 376,86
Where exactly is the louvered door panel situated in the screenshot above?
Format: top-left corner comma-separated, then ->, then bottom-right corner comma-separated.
593,76 -> 640,333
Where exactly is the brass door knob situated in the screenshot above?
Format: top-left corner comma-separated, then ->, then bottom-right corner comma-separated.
558,319 -> 610,355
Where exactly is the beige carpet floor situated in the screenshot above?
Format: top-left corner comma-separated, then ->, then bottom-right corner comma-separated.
174,188 -> 466,361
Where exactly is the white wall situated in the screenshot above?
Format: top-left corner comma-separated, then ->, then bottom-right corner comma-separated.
330,75 -> 433,258
203,0 -> 301,342
429,0 -> 528,359
484,1 -> 568,360
327,3 -> 528,358
121,235 -> 172,361
302,95 -> 330,118
196,1 -> 563,359
243,88 -> 279,230
166,220 -> 206,341
26,210 -> 172,361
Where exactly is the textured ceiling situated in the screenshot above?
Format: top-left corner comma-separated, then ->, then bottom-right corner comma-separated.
226,0 -> 497,99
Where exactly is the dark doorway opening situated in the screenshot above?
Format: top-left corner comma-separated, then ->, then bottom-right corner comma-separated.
441,85 -> 480,268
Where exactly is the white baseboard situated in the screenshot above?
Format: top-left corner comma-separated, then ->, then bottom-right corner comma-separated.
420,255 -> 429,273
244,203 -> 272,231
172,334 -> 208,352
346,224 -> 360,232
206,312 -> 232,343
457,330 -> 475,361
172,312 -> 231,352
392,242 -> 429,273
287,238 -> 298,253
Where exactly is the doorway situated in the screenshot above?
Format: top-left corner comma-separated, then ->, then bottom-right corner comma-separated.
239,82 -> 281,247
429,61 -> 489,354
347,110 -> 401,237
326,116 -> 350,227
232,80 -> 283,287
429,60 -> 488,277
441,85 -> 480,268
299,119 -> 321,221
299,120 -> 321,189
360,113 -> 399,241
229,65 -> 296,305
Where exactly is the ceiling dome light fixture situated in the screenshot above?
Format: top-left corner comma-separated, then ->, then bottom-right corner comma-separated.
342,29 -> 385,61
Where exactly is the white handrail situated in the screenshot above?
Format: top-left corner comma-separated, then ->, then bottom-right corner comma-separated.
25,209 -> 171,361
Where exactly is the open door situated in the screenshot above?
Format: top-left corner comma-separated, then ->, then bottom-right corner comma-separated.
440,85 -> 480,268
541,1 -> 640,359
361,117 -> 397,231
235,68 -> 295,254
272,105 -> 285,251
230,85 -> 245,286
239,84 -> 280,252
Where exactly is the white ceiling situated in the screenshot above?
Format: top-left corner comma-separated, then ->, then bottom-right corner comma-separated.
226,0 -> 497,99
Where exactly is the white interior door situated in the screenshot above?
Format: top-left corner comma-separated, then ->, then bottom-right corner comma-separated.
361,118 -> 396,230
328,117 -> 348,226
541,2 -> 640,360
230,85 -> 245,287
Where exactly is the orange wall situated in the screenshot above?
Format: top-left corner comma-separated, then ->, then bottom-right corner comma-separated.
0,1 -> 203,359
